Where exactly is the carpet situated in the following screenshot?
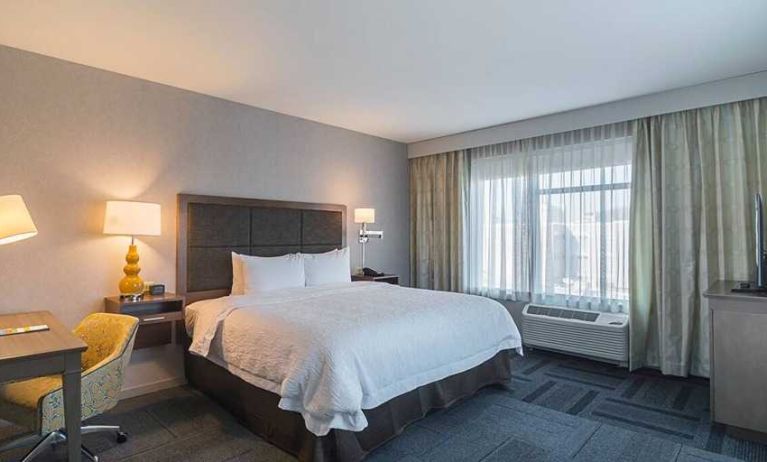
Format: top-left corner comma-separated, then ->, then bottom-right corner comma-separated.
0,349 -> 764,461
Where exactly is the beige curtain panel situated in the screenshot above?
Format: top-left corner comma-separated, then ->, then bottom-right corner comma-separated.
630,97 -> 767,377
409,150 -> 467,291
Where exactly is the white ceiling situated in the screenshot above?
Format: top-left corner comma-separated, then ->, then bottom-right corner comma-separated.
1,1 -> 766,143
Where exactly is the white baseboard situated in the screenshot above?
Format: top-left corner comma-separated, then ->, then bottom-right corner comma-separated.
119,376 -> 187,400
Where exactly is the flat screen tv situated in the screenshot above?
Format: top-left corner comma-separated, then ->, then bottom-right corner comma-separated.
733,193 -> 767,292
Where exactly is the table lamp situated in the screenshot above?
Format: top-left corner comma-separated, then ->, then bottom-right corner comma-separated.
354,208 -> 383,272
0,195 -> 37,246
103,200 -> 161,300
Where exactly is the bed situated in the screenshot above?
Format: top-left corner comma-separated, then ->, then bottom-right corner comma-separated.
177,194 -> 522,461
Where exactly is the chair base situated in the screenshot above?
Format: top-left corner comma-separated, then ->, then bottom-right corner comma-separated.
0,425 -> 127,462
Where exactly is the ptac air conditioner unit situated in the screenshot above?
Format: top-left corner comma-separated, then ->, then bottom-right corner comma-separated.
522,303 -> 628,366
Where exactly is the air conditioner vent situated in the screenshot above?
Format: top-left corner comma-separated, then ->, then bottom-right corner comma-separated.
525,305 -> 600,322
522,303 -> 628,366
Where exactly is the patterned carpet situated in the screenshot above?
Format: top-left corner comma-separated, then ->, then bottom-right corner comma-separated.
504,349 -> 767,461
0,350 -> 764,461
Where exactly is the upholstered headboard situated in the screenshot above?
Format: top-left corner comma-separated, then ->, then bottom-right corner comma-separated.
177,194 -> 346,303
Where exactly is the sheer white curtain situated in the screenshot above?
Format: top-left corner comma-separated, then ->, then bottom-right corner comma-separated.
466,122 -> 632,313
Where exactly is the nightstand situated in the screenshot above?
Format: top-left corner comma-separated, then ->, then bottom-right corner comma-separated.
351,274 -> 399,285
104,293 -> 185,349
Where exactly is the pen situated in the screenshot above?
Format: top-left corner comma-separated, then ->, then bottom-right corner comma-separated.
0,324 -> 50,336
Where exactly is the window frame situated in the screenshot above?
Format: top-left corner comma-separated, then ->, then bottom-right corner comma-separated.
531,172 -> 631,309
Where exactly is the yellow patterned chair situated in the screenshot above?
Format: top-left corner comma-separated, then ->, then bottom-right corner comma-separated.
0,313 -> 138,462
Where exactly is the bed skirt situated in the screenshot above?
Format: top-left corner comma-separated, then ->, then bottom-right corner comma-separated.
184,348 -> 512,461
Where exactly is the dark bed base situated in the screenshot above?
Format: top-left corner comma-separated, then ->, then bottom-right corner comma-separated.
184,349 -> 512,461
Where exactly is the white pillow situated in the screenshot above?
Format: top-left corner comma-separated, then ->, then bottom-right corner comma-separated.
231,252 -> 244,295
303,247 -> 352,286
240,253 -> 305,294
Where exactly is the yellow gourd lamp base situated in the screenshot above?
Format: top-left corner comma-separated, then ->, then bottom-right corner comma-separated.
103,201 -> 161,299
119,239 -> 144,300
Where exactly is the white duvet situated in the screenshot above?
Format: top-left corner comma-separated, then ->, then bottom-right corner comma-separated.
186,282 -> 522,436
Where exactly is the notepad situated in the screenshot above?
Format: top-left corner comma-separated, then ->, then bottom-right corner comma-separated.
0,324 -> 49,337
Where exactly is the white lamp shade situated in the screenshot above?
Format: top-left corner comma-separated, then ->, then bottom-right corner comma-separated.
354,208 -> 375,224
103,201 -> 161,236
0,195 -> 38,245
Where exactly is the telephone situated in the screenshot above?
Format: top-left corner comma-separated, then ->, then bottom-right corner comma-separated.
362,267 -> 385,277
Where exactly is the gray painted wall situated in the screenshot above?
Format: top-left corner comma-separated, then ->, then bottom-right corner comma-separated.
0,46 -> 409,394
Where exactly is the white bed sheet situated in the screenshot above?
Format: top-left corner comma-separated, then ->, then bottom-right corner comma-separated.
186,282 -> 522,436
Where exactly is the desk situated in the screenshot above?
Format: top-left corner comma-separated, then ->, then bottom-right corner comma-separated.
0,311 -> 87,462
704,281 -> 767,441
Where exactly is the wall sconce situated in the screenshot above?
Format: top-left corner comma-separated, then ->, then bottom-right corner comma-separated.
354,208 -> 383,271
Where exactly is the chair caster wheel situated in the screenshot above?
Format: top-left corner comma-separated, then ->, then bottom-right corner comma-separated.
116,431 -> 128,444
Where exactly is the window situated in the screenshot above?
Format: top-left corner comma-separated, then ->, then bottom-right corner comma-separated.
535,164 -> 631,308
465,124 -> 631,313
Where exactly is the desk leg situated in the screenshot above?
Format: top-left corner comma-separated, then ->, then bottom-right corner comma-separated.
62,353 -> 81,462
